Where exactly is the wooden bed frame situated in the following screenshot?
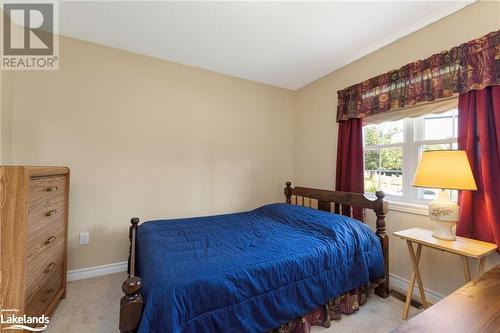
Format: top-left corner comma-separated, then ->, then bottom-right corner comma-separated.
119,182 -> 389,332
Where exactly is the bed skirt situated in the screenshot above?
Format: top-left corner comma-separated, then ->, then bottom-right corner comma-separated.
269,280 -> 383,333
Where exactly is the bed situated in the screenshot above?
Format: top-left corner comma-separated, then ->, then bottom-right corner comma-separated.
119,182 -> 389,333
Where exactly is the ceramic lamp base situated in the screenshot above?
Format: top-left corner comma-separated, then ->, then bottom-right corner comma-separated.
432,220 -> 457,240
429,190 -> 459,241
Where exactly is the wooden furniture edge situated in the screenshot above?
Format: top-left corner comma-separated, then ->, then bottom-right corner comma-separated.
0,167 -> 29,320
0,166 -> 70,328
393,228 -> 497,259
285,181 -> 390,298
393,265 -> 500,333
0,166 -> 70,177
118,182 -> 390,331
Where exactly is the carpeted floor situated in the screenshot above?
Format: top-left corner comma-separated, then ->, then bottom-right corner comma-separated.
46,272 -> 421,333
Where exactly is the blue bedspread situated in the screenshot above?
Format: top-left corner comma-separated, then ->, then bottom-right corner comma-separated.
136,203 -> 384,333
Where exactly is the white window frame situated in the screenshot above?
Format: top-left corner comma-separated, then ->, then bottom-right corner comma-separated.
363,109 -> 458,205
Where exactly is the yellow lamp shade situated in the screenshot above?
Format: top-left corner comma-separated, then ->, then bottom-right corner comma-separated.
413,150 -> 477,191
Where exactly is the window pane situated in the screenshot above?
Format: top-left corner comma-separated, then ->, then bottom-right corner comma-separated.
363,125 -> 382,146
421,143 -> 456,151
450,190 -> 458,202
422,188 -> 438,200
380,147 -> 402,171
422,188 -> 458,202
363,120 -> 403,146
364,171 -> 379,194
381,120 -> 403,144
364,149 -> 379,171
380,171 -> 403,196
380,147 -> 403,196
364,149 -> 380,194
423,111 -> 454,140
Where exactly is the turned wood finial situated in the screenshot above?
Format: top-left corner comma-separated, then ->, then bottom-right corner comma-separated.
122,276 -> 142,295
284,182 -> 292,204
120,276 -> 144,332
129,218 -> 139,241
374,191 -> 388,236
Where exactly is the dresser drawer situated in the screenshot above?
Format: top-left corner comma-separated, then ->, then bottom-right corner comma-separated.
25,234 -> 65,302
27,207 -> 65,257
26,225 -> 65,264
28,176 -> 66,219
27,202 -> 66,252
28,175 -> 67,207
28,176 -> 67,230
25,262 -> 63,317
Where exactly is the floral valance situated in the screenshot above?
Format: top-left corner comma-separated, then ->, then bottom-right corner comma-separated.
337,30 -> 500,122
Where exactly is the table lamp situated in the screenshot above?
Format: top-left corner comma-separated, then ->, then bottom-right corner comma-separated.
412,150 -> 477,240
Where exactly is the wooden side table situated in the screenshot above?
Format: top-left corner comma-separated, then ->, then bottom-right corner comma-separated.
393,227 -> 497,320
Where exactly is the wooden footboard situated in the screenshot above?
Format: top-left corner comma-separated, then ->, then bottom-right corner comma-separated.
284,181 -> 390,298
119,218 -> 143,333
118,182 -> 390,332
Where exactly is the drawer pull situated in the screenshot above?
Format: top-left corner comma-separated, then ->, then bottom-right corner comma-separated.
44,262 -> 56,273
44,236 -> 57,246
41,288 -> 55,302
45,210 -> 57,217
46,186 -> 58,192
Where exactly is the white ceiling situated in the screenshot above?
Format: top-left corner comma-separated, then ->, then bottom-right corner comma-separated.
59,1 -> 473,90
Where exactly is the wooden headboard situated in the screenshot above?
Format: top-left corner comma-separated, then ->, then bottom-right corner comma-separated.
284,181 -> 389,298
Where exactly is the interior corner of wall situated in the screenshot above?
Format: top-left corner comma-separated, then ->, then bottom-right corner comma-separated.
0,70 -> 14,164
0,69 -> 3,164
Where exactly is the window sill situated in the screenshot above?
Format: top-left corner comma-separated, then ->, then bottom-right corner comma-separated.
387,200 -> 429,216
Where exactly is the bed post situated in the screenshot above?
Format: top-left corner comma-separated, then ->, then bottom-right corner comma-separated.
284,181 -> 292,203
119,218 -> 144,333
374,191 -> 390,298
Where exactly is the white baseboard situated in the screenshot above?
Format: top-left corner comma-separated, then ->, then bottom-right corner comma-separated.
389,273 -> 445,304
67,261 -> 128,281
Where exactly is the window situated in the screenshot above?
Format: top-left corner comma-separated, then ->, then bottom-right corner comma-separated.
363,109 -> 458,204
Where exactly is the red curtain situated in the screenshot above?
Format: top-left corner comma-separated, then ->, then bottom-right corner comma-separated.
335,118 -> 364,220
457,86 -> 500,248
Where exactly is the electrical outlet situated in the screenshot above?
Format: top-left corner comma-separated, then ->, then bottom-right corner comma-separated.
79,232 -> 89,245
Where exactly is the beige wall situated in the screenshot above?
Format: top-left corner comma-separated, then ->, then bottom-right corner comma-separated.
295,1 -> 500,297
1,37 -> 296,270
0,83 -> 1,162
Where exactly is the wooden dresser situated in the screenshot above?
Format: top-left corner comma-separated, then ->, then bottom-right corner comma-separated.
0,166 -> 69,324
393,265 -> 500,333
